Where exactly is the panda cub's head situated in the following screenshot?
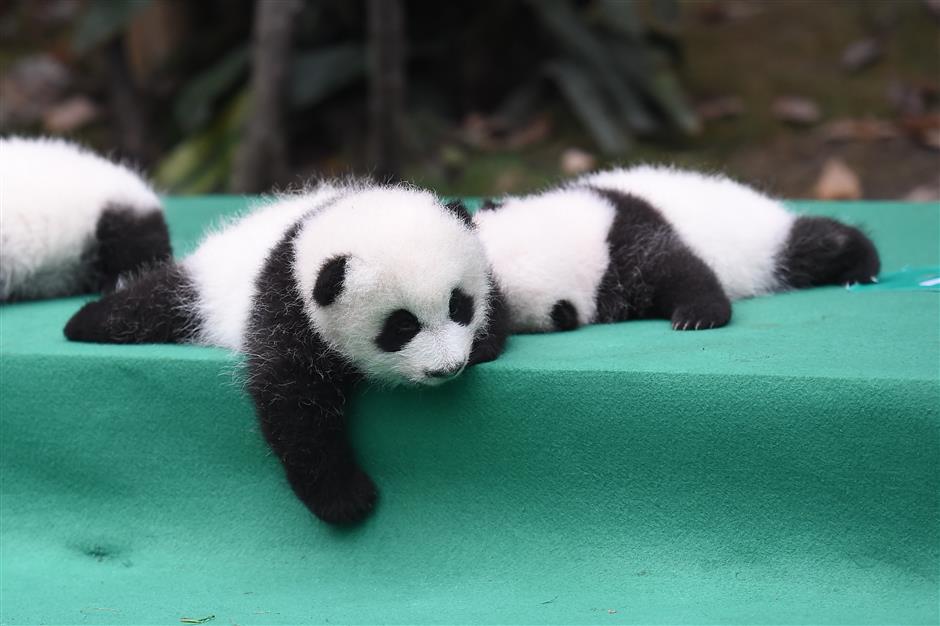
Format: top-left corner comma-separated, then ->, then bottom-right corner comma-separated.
293,186 -> 489,386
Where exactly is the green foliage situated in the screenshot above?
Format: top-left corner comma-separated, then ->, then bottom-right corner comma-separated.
175,46 -> 250,133
290,44 -> 366,110
68,0 -> 699,191
72,0 -> 151,53
156,90 -> 248,194
529,0 -> 699,154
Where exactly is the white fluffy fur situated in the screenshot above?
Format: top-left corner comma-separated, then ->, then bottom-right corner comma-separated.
185,183 -> 490,386
0,136 -> 162,300
581,165 -> 795,300
184,185 -> 342,350
475,165 -> 797,331
473,188 -> 615,332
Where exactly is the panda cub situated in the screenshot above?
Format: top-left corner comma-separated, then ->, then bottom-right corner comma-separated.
0,137 -> 171,301
65,181 -> 507,525
474,165 -> 880,333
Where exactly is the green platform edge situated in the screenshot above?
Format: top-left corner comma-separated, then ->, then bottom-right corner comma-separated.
1,199 -> 938,626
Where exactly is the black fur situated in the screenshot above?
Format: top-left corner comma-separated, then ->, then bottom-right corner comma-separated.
444,200 -> 474,228
467,281 -> 510,366
64,264 -> 199,343
449,288 -> 474,325
62,205 -> 510,526
551,299 -> 580,331
478,199 -> 502,212
777,216 -> 880,288
245,226 -> 376,526
94,205 -> 172,292
590,188 -> 732,331
375,309 -> 422,352
313,255 -> 348,306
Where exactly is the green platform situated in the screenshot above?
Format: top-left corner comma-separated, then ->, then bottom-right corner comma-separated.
1,199 -> 938,625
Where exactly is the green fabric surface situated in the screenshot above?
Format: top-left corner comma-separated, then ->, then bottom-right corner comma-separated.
1,199 -> 938,625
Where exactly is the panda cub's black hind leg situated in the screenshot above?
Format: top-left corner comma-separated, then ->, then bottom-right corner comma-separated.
778,216 -> 880,288
64,264 -> 199,344
653,247 -> 732,331
94,204 -> 173,293
593,187 -> 731,331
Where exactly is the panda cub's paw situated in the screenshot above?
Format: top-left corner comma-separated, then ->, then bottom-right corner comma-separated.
306,469 -> 378,526
670,299 -> 732,331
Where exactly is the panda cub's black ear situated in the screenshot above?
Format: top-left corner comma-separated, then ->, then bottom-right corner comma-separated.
444,200 -> 474,228
478,198 -> 502,212
313,255 -> 349,306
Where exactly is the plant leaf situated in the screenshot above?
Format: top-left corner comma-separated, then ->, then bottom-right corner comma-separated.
72,0 -> 151,54
596,0 -> 643,40
290,44 -> 366,110
544,60 -> 631,154
155,90 -> 249,194
526,0 -> 656,134
175,46 -> 250,132
607,40 -> 700,135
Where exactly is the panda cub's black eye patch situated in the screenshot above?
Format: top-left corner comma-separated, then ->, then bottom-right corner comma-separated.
449,288 -> 474,325
375,309 -> 422,352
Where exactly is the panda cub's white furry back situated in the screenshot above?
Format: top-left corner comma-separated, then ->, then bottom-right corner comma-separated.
0,136 -> 171,301
474,165 -> 880,333
65,181 -> 508,525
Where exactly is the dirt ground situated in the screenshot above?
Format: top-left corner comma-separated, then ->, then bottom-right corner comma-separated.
413,0 -> 940,200
678,0 -> 940,199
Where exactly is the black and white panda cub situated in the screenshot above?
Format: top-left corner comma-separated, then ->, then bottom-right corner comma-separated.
65,182 -> 508,525
474,165 -> 880,333
0,137 -> 172,301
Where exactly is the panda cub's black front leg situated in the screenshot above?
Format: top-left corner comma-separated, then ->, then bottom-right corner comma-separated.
468,282 -> 510,366
247,353 -> 377,526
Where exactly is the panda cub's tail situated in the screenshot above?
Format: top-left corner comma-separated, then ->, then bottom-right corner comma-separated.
777,216 -> 880,289
64,264 -> 200,345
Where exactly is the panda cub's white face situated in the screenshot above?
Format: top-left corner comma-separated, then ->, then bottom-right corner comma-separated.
293,187 -> 490,386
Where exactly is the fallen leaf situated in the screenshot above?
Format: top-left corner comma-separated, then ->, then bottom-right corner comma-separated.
925,0 -> 940,19
904,184 -> 940,202
460,113 -> 490,148
919,128 -> 940,150
494,169 -> 526,194
697,1 -> 763,23
821,118 -> 898,142
887,80 -> 938,116
841,38 -> 882,72
505,114 -> 552,149
813,158 -> 862,200
43,96 -> 99,133
0,54 -> 71,129
773,96 -> 821,126
899,113 -> 940,150
560,148 -> 596,175
461,112 -> 552,150
696,96 -> 745,121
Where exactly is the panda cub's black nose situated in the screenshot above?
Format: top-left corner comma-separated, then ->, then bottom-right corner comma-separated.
426,365 -> 463,379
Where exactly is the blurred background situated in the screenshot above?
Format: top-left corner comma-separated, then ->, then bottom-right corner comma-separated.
1,0 -> 938,199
